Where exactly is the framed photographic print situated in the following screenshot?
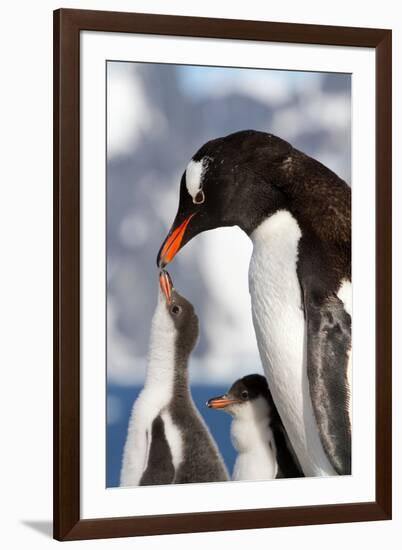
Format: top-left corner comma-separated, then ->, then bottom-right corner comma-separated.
53,8 -> 392,541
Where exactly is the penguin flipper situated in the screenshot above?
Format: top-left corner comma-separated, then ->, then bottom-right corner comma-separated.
273,423 -> 304,479
139,415 -> 175,486
304,291 -> 352,475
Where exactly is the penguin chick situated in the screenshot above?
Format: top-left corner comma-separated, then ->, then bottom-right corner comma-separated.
120,271 -> 229,487
207,374 -> 303,481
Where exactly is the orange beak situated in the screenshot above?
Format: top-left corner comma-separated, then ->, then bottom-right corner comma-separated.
159,270 -> 173,304
207,395 -> 240,410
157,213 -> 196,268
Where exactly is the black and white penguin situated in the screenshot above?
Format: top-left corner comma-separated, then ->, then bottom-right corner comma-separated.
207,374 -> 303,480
157,130 -> 352,477
120,271 -> 229,486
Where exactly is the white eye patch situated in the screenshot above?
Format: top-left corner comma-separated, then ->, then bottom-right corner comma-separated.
185,159 -> 207,203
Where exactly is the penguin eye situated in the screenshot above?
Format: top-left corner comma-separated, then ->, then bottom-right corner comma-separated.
193,190 -> 205,205
241,390 -> 248,400
170,304 -> 182,316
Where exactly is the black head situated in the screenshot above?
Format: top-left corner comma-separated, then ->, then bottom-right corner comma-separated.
157,130 -> 293,267
159,270 -> 199,359
207,374 -> 272,413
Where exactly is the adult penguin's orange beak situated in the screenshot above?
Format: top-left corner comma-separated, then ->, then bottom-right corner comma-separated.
157,213 -> 196,268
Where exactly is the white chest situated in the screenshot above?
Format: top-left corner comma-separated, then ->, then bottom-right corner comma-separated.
231,413 -> 278,481
249,210 -> 336,476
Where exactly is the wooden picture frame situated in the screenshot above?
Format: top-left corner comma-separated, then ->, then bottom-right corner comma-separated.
53,8 -> 392,541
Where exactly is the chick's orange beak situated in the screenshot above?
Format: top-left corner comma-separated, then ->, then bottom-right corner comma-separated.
207,395 -> 240,410
159,270 -> 173,304
157,213 -> 196,268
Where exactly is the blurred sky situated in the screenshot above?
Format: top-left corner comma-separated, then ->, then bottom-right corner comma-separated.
106,61 -> 351,486
177,65 -> 321,100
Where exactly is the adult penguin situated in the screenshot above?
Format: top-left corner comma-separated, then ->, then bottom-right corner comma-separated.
157,130 -> 351,477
